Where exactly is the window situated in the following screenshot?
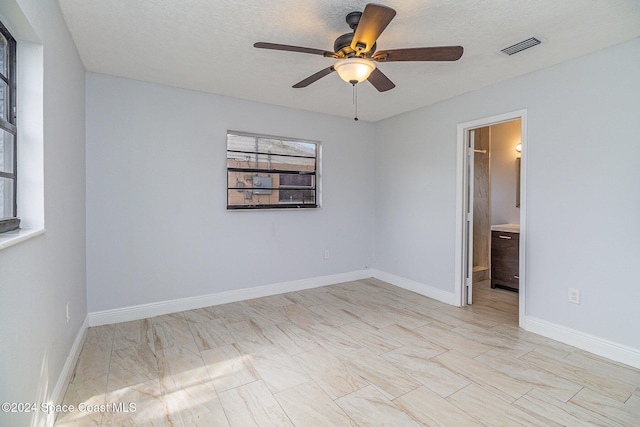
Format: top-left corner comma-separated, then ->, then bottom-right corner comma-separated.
227,132 -> 319,210
0,20 -> 17,233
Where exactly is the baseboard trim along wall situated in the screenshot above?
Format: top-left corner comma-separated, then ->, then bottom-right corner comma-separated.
85,270 -> 639,370
369,269 -> 459,306
50,317 -> 88,408
88,270 -> 373,327
524,316 -> 640,370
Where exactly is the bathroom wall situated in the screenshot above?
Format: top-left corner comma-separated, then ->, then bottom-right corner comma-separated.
490,120 -> 521,225
473,120 -> 521,281
473,127 -> 490,275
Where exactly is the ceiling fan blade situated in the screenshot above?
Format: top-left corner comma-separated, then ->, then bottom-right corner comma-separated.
367,68 -> 395,92
293,66 -> 336,88
254,42 -> 337,58
374,46 -> 463,62
351,4 -> 396,54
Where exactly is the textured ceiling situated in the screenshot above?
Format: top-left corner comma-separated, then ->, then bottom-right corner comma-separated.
58,0 -> 640,122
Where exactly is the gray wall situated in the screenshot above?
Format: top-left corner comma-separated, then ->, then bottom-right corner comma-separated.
374,37 -> 640,350
0,1 -> 87,426
86,74 -> 376,313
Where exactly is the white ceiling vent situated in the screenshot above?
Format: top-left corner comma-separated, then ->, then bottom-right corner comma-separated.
500,37 -> 543,56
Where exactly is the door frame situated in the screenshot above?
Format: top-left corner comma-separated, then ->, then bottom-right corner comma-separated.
454,109 -> 527,326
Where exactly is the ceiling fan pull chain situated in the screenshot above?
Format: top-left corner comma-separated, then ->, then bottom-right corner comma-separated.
353,82 -> 359,121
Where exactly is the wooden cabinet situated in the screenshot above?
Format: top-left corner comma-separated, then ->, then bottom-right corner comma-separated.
491,230 -> 519,291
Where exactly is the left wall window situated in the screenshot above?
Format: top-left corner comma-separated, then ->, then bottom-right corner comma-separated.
0,19 -> 17,233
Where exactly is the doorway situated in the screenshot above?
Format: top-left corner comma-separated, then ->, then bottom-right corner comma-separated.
454,110 -> 527,326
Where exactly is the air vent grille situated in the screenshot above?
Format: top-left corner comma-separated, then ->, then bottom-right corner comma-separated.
501,37 -> 542,56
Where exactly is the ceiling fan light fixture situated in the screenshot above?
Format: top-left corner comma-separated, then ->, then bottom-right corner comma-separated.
334,58 -> 376,84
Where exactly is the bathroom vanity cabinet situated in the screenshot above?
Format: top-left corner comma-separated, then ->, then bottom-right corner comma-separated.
491,227 -> 519,292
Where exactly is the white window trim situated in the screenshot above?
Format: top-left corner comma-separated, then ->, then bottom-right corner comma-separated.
0,227 -> 44,249
0,4 -> 45,251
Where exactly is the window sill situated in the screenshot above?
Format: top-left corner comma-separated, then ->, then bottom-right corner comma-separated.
0,228 -> 45,251
227,204 -> 319,210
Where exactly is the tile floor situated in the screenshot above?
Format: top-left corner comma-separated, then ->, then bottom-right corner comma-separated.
56,279 -> 640,426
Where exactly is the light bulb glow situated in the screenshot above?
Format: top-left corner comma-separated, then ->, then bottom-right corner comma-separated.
334,58 -> 376,84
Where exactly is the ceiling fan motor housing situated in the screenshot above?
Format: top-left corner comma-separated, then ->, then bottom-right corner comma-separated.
333,31 -> 377,58
334,10 -> 377,57
334,34 -> 376,57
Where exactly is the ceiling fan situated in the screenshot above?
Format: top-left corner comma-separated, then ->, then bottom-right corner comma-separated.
254,3 -> 463,92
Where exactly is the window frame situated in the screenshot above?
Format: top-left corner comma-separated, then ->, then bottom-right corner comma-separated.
226,131 -> 320,210
0,18 -> 18,233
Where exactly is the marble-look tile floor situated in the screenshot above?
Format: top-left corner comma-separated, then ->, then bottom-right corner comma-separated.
56,279 -> 640,426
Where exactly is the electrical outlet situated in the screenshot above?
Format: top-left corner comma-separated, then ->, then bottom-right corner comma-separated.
66,302 -> 70,323
568,288 -> 580,304
324,249 -> 330,260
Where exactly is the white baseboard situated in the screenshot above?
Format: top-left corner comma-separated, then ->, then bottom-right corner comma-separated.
83,270 -> 640,373
50,316 -> 88,407
370,269 -> 458,306
524,316 -> 640,370
88,270 -> 372,327
372,272 -> 640,369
